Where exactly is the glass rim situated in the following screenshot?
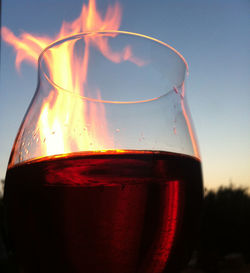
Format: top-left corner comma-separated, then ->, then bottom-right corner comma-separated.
38,30 -> 189,104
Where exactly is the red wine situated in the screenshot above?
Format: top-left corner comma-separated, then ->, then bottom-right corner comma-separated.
4,151 -> 203,273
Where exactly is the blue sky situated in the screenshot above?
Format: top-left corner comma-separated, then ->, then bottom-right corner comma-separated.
0,0 -> 249,189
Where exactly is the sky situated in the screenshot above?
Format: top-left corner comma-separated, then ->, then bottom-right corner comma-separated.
0,0 -> 249,190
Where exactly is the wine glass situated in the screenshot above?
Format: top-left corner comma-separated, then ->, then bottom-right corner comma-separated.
4,31 -> 203,273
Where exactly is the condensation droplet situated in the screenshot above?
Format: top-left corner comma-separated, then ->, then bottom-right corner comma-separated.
115,128 -> 120,133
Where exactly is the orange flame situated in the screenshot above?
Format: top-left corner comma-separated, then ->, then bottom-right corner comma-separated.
2,0 -> 197,160
1,0 -> 122,70
2,0 -> 144,157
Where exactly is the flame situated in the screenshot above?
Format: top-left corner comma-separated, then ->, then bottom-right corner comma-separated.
1,0 -> 122,70
2,0 -> 143,157
2,0 -> 197,160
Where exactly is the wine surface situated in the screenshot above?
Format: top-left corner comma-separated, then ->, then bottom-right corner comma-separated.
4,151 -> 203,273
